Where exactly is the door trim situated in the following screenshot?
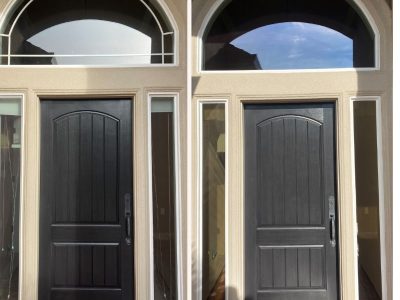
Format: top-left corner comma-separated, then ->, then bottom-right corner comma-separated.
18,89 -> 138,300
25,88 -> 186,300
239,97 -> 344,299
192,94 -> 359,299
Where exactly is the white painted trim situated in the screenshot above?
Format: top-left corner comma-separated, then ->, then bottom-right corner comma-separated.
349,99 -> 361,300
200,68 -> 379,74
350,99 -> 359,299
375,98 -> 387,300
196,101 -> 203,300
350,96 -> 387,300
0,53 -> 174,57
147,92 -> 183,300
8,0 -> 33,37
197,0 -> 225,73
0,0 -> 22,33
197,99 -> 228,300
173,95 -> 183,300
224,101 -> 229,300
152,0 -> 180,65
0,92 -> 25,300
186,0 -> 192,298
196,0 -> 381,73
0,63 -> 178,69
351,0 -> 381,69
140,0 -> 165,35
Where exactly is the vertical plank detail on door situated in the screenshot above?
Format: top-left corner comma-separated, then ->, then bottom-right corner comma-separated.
284,119 -> 297,225
55,119 -> 69,223
92,114 -> 106,223
104,118 -> 118,223
79,114 -> 93,223
296,121 -> 310,225
308,124 -> 322,225
256,117 -> 323,227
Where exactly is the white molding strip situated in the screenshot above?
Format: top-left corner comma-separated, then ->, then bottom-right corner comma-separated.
186,0 -> 192,297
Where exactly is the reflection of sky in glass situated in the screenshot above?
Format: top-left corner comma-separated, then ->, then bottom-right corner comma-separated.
28,20 -> 152,64
231,22 -> 353,69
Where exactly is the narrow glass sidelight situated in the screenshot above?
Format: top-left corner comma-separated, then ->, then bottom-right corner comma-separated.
150,97 -> 179,300
201,103 -> 226,300
0,97 -> 21,300
353,101 -> 383,300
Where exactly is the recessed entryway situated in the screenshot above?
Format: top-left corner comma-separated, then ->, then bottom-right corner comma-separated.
39,99 -> 134,300
244,103 -> 339,300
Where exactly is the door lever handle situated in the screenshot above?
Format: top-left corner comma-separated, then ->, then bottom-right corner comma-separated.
329,196 -> 336,247
124,193 -> 132,245
330,215 -> 336,247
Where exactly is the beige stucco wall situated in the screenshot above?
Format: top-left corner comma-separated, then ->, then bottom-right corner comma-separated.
191,0 -> 392,300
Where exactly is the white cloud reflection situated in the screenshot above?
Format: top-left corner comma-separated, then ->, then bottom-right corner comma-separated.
231,22 -> 353,69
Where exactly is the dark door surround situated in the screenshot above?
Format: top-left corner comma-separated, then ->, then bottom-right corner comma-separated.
244,102 -> 339,300
39,99 -> 134,300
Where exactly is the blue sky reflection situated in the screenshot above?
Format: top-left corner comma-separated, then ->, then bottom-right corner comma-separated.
231,22 -> 353,70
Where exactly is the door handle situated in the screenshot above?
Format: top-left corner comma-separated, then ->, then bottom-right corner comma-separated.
124,193 -> 132,246
329,196 -> 336,247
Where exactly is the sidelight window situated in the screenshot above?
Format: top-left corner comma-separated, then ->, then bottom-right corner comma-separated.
149,95 -> 181,300
203,0 -> 376,70
0,0 -> 176,65
0,96 -> 22,300
352,98 -> 386,300
199,103 -> 226,300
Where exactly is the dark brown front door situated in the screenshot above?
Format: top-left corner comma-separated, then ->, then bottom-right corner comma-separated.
39,99 -> 134,300
244,103 -> 339,300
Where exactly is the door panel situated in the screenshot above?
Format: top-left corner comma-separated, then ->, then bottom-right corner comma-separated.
40,100 -> 133,300
245,103 -> 338,300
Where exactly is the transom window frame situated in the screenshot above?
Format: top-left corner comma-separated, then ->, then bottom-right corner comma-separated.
196,0 -> 381,73
0,0 -> 179,67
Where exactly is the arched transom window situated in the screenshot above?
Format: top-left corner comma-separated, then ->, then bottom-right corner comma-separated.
0,0 -> 176,65
203,0 -> 376,70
